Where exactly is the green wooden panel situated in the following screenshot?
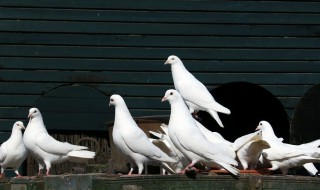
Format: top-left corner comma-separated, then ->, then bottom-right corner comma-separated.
2,45 -> 320,61
0,82 -> 311,97
1,8 -> 320,24
1,70 -> 320,85
0,132 -> 11,143
0,119 -> 28,131
3,33 -> 320,49
1,58 -> 320,72
0,107 -> 29,118
0,95 -> 39,106
1,20 -> 320,37
1,0 -> 320,13
36,110 -> 168,131
0,82 -> 59,94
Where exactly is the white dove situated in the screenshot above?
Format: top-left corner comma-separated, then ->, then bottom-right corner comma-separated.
256,120 -> 320,175
109,94 -> 176,175
164,55 -> 230,128
23,108 -> 96,175
299,139 -> 320,176
162,89 -> 239,175
0,121 -> 28,178
149,124 -> 189,173
235,132 -> 270,170
195,120 -> 270,170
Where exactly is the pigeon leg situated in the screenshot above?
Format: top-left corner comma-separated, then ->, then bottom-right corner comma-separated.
128,168 -> 134,175
14,169 -> 23,178
44,161 -> 51,176
137,162 -> 144,175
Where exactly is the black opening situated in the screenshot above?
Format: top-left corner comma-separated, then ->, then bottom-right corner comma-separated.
197,82 -> 290,143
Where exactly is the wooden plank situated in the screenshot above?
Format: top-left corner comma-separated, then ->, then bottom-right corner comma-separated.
2,45 -> 320,61
1,20 -> 320,37
1,0 -> 320,13
0,95 -> 39,106
1,71 -> 320,85
2,8 -> 320,24
0,82 -> 312,97
35,110 -> 169,131
3,33 -> 320,49
0,132 -> 11,143
0,107 -> 29,118
1,58 -> 320,72
0,119 -> 28,131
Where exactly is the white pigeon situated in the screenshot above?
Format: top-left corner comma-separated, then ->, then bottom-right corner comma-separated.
109,94 -> 176,175
23,108 -> 96,175
195,120 -> 270,170
0,121 -> 28,178
235,132 -> 270,170
149,125 -> 189,174
162,89 -> 239,175
165,55 -> 230,128
256,121 -> 320,175
299,139 -> 320,176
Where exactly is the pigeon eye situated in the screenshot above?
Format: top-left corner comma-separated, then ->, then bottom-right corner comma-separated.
170,92 -> 173,95
34,110 -> 37,113
17,124 -> 19,126
110,99 -> 114,102
171,57 -> 174,60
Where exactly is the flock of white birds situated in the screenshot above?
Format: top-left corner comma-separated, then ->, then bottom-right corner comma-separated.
0,55 -> 319,178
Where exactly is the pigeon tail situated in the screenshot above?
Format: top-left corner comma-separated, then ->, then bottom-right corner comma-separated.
154,154 -> 177,163
216,161 -> 239,176
207,109 -> 224,128
67,150 -> 95,163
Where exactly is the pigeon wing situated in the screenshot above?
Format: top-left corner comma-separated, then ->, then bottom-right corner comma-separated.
122,128 -> 166,160
36,132 -> 82,155
0,142 -> 8,163
176,127 -> 237,166
263,142 -> 312,160
177,79 -> 230,114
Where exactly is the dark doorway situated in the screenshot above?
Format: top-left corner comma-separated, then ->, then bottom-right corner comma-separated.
197,82 -> 290,143
291,84 -> 320,145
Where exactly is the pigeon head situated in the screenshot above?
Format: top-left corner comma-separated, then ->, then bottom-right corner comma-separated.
164,55 -> 182,65
13,121 -> 25,130
109,94 -> 125,107
256,121 -> 273,131
28,108 -> 41,119
161,89 -> 182,103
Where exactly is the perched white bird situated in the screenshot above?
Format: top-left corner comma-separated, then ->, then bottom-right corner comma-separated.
299,139 -> 320,176
235,132 -> 270,170
256,121 -> 320,175
0,121 -> 28,178
164,55 -> 230,128
162,89 -> 239,175
23,108 -> 95,175
149,124 -> 189,174
195,120 -> 269,170
109,94 -> 176,175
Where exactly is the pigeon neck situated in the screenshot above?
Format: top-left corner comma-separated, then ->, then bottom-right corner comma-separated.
171,63 -> 188,77
10,128 -> 23,145
262,128 -> 279,141
115,104 -> 133,121
169,98 -> 191,119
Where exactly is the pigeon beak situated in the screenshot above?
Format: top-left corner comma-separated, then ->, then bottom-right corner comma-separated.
108,102 -> 111,107
255,126 -> 260,131
28,113 -> 32,118
22,126 -> 26,130
161,96 -> 167,102
164,60 -> 169,65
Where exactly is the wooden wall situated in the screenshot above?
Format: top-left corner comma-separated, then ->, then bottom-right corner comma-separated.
1,0 -> 320,141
